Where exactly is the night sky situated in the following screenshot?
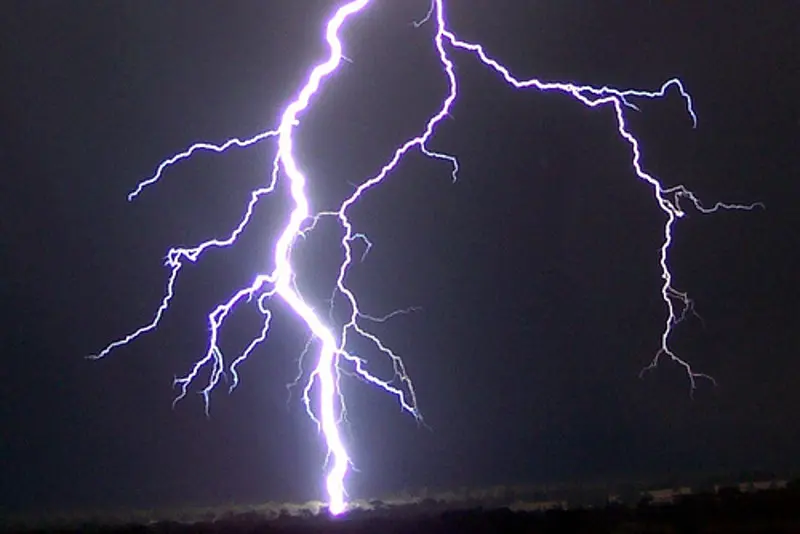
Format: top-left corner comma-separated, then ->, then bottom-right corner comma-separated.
2,0 -> 798,514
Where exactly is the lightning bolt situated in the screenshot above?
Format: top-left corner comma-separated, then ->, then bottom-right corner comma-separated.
90,0 -> 762,515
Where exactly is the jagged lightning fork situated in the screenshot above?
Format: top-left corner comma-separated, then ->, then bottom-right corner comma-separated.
90,0 -> 761,515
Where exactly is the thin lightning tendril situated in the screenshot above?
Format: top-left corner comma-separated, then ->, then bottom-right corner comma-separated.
90,0 -> 762,515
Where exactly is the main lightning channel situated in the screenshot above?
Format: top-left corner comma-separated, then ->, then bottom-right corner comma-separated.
91,0 -> 762,516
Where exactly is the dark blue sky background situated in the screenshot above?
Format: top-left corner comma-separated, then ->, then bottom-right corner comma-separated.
2,0 -> 798,513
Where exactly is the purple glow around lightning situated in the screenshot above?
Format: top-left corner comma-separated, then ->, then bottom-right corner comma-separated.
90,0 -> 763,515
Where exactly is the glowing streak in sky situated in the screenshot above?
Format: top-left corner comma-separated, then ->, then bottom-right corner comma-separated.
91,0 -> 763,515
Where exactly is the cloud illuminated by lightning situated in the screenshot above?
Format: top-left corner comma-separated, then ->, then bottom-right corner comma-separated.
90,0 -> 762,515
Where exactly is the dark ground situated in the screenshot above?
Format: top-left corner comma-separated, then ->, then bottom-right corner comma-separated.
7,480 -> 800,534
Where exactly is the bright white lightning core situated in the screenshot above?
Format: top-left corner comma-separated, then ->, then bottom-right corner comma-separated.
90,0 -> 762,515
